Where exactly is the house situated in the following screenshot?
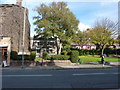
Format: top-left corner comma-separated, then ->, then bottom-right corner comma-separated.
0,0 -> 30,66
106,44 -> 120,49
32,35 -> 61,56
71,43 -> 96,50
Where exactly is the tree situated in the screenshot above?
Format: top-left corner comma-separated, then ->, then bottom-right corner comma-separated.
33,2 -> 79,54
75,30 -> 89,43
88,18 -> 115,56
116,35 -> 120,45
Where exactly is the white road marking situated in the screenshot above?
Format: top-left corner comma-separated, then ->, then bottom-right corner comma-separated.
2,74 -> 53,77
72,73 -> 118,76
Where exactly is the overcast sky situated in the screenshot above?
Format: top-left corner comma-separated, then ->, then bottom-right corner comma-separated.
0,0 -> 118,37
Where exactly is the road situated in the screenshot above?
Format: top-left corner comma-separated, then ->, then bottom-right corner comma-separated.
2,68 -> 119,89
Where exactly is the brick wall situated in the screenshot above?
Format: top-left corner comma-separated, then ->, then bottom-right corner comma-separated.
0,4 -> 30,53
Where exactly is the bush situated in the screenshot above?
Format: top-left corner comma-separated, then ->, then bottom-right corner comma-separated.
61,50 -> 68,55
70,50 -> 79,63
104,48 -> 117,55
77,58 -> 83,64
46,55 -> 52,60
47,55 -> 70,60
30,51 -> 36,60
11,51 -> 36,61
117,49 -> 120,55
78,49 -> 100,56
10,51 -> 18,60
35,57 -> 42,62
17,55 -> 30,60
61,47 -> 71,55
42,52 -> 48,60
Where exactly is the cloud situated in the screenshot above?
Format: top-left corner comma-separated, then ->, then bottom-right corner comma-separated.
78,23 -> 91,31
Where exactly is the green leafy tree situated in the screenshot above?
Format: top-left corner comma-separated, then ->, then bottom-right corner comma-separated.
75,30 -> 89,43
33,2 -> 79,54
88,18 -> 115,56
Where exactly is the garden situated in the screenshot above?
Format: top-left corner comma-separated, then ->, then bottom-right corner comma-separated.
10,47 -> 120,66
34,48 -> 120,65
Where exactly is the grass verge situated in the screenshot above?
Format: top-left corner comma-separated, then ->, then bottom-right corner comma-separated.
79,55 -> 120,62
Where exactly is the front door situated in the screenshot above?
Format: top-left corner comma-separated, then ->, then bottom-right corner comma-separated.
0,47 -> 7,62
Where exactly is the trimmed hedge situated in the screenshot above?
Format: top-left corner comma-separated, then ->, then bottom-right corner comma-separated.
42,52 -> 48,60
30,51 -> 36,60
61,48 -> 71,55
70,50 -> 79,63
47,55 -> 70,60
10,51 -> 18,60
10,51 -> 36,60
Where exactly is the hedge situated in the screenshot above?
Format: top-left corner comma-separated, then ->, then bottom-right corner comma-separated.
47,55 -> 70,60
30,51 -> 36,60
70,50 -> 79,63
42,52 -> 48,60
10,51 -> 36,60
10,51 -> 18,60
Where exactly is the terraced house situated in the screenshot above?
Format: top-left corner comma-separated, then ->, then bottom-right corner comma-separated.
0,0 -> 30,66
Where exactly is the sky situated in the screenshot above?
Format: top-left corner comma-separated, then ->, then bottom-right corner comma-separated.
0,0 -> 118,37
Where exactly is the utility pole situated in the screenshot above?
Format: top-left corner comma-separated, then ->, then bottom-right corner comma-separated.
22,7 -> 26,68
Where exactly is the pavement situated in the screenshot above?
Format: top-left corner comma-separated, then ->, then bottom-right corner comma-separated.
1,62 -> 119,71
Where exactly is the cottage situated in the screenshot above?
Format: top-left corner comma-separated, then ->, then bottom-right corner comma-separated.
71,43 -> 96,50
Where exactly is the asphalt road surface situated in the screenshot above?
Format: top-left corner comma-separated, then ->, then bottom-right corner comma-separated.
2,68 -> 119,89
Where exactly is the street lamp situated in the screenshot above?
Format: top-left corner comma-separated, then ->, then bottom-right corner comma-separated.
21,7 -> 26,68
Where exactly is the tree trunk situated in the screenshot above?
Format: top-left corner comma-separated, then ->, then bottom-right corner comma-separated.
56,42 -> 61,55
55,37 -> 61,55
101,44 -> 106,55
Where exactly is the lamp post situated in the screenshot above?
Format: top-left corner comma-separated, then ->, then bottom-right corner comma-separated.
21,7 -> 26,68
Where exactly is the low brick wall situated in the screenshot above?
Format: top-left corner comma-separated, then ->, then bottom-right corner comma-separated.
10,60 -> 79,66
42,60 -> 79,66
10,60 -> 35,66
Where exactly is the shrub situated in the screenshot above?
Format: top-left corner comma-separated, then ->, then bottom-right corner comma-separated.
77,58 -> 83,64
47,55 -> 70,60
17,55 -> 30,60
104,48 -> 117,55
35,57 -> 42,62
117,49 -> 120,55
24,55 -> 30,60
30,51 -> 36,60
12,51 -> 36,61
46,55 -> 52,60
79,50 -> 83,56
42,52 -> 48,60
61,50 -> 68,55
10,51 -> 18,60
62,46 -> 71,55
70,50 -> 79,63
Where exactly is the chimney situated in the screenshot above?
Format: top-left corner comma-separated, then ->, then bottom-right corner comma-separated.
16,0 -> 22,6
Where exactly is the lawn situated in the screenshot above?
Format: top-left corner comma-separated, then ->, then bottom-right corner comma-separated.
79,55 -> 120,62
